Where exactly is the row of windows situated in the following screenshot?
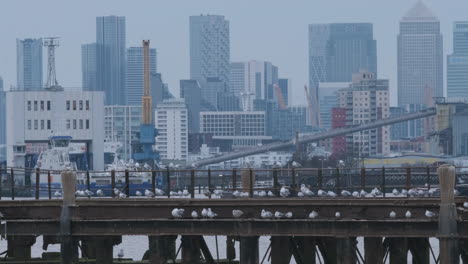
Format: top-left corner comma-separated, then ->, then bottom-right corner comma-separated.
66,119 -> 90,130
66,100 -> 90,111
27,101 -> 51,111
27,120 -> 51,130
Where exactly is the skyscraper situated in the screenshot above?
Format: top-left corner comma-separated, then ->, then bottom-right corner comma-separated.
180,80 -> 202,134
0,77 -> 5,162
447,22 -> 468,99
125,47 -> 157,106
96,16 -> 126,105
17,38 -> 43,90
190,15 -> 230,91
309,23 -> 377,126
398,1 -> 443,106
82,43 -> 98,91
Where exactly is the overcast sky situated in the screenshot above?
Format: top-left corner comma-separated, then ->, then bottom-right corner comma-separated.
0,0 -> 467,106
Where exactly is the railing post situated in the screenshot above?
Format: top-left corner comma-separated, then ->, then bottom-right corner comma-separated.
405,167 -> 411,196
207,169 -> 212,199
291,168 -> 296,190
381,166 -> 386,197
35,168 -> 40,200
86,170 -> 91,191
151,170 -> 156,192
273,168 -> 279,196
10,168 -> 15,200
232,168 -> 237,192
124,169 -> 130,197
190,169 -> 195,199
249,169 -> 254,198
166,168 -> 170,198
438,165 -> 459,264
48,171 -> 52,200
426,166 -> 431,191
360,167 -> 366,189
335,167 -> 341,193
111,170 -> 116,198
318,168 -> 323,188
60,170 -> 78,264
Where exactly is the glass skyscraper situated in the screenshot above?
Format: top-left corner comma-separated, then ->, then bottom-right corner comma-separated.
82,43 -> 98,91
125,46 -> 157,106
308,23 -> 377,126
397,1 -> 443,106
447,22 -> 468,99
16,38 -> 43,90
190,15 -> 230,90
96,16 -> 126,105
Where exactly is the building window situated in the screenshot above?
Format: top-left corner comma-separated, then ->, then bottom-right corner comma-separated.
40,120 -> 44,130
73,120 -> 77,129
27,120 -> 31,130
86,100 -> 90,110
86,119 -> 90,129
66,119 -> 70,129
34,120 -> 38,130
73,101 -> 77,110
40,101 -> 44,111
27,101 -> 31,111
79,119 -> 83,129
47,101 -> 51,110
34,101 -> 38,111
66,100 -> 70,110
79,100 -> 83,110
47,120 -> 51,130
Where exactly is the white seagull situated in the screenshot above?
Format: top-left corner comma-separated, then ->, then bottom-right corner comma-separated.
96,189 -> 104,196
118,192 -> 127,198
285,212 -> 293,219
135,190 -> 143,196
392,189 -> 400,196
207,208 -> 217,219
463,202 -> 468,208
360,190 -> 368,197
280,187 -> 290,197
317,190 -> 327,197
171,208 -> 184,218
309,211 -> 319,219
352,191 -> 360,198
155,188 -> 164,196
54,191 -> 62,197
268,191 -> 275,197
232,210 -> 243,218
341,190 -> 351,197
145,189 -> 155,197
191,211 -> 199,218
335,212 -> 341,218
425,210 -> 436,218
327,191 -> 337,197
405,210 -> 412,218
389,211 -> 396,219
261,209 -> 273,219
201,208 -> 208,218
274,211 -> 284,219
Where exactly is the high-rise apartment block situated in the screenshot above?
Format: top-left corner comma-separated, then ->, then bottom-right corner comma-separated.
318,82 -> 350,130
448,22 -> 468,99
155,99 -> 188,161
339,72 -> 390,157
398,1 -> 443,106
17,38 -> 43,90
96,16 -> 126,105
125,47 -> 157,106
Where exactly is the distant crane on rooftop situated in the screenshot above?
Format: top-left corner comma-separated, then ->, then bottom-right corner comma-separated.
43,37 -> 62,90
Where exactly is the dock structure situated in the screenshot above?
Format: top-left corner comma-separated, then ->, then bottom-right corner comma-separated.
0,166 -> 468,263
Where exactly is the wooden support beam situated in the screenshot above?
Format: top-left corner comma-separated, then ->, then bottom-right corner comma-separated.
296,237 -> 316,264
181,236 -> 201,264
7,235 -> 36,260
147,236 -> 177,264
364,237 -> 383,264
389,238 -> 408,264
336,237 -> 357,264
408,238 -> 430,264
60,170 -> 78,264
240,236 -> 259,264
271,236 -> 292,264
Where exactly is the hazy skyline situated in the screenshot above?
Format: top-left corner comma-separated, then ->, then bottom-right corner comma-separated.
0,0 -> 467,106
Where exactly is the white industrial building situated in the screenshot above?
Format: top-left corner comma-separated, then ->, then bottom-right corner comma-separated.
155,99 -> 188,161
6,89 -> 105,170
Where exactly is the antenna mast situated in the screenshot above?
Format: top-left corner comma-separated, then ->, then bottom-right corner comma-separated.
43,37 -> 62,90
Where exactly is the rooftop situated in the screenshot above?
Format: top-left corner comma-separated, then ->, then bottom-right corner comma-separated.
402,0 -> 438,22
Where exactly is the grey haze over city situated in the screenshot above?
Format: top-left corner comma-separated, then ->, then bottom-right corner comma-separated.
1,0 -> 467,105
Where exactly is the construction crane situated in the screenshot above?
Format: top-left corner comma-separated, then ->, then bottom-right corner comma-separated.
43,37 -> 62,90
132,40 -> 159,167
273,84 -> 288,110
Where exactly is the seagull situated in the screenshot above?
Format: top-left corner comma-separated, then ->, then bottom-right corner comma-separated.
203,188 -> 212,197
172,208 -> 184,218
408,189 -> 417,197
292,161 -> 302,168
54,191 -> 62,197
360,190 -> 368,197
191,211 -> 199,218
274,211 -> 284,219
232,210 -> 243,218
145,189 -> 155,197
389,211 -> 396,219
285,212 -> 293,219
352,191 -> 360,198
0,212 -> 4,218
300,185 -> 314,196
113,188 -> 121,196
182,189 -> 190,197
96,189 -> 104,196
341,190 -> 351,197
135,190 -> 142,196
117,249 -> 124,259
75,190 -> 86,197
371,188 -> 382,197
309,211 -> 319,219
417,189 -> 426,197
233,190 -> 240,198
425,210 -> 436,218
335,212 -> 341,218
261,209 -> 273,219
280,187 -> 290,197
297,192 -> 304,197
318,190 -> 327,197
401,189 -> 408,196
118,192 -> 127,198
268,191 -> 275,197
454,189 -> 460,196
327,191 -> 337,197
405,210 -> 412,218
258,191 -> 267,197
240,192 -> 250,198
428,189 -> 436,197
177,190 -> 183,196
253,191 -> 259,196
207,208 -> 217,218
464,202 -> 468,208
85,190 -> 94,197
213,189 -> 223,196
201,208 -> 208,218
155,188 -> 164,196
392,189 -> 400,196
